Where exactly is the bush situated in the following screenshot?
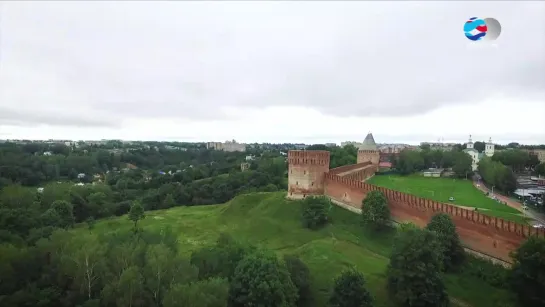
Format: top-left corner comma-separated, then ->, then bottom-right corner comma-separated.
329,268 -> 373,307
284,255 -> 312,307
460,255 -> 508,288
301,196 -> 330,230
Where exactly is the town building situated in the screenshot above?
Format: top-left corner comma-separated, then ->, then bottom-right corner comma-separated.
420,141 -> 458,151
206,140 -> 246,152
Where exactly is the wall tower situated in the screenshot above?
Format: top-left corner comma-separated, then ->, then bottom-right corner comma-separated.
287,150 -> 330,199
357,133 -> 380,171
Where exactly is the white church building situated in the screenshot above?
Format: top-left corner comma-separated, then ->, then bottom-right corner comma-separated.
463,135 -> 495,171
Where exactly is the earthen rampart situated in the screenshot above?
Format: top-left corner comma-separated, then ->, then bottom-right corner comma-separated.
323,173 -> 545,262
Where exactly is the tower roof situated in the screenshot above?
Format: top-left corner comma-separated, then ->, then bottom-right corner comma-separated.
360,133 -> 377,150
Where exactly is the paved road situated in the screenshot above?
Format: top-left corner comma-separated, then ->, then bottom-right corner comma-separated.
473,178 -> 545,225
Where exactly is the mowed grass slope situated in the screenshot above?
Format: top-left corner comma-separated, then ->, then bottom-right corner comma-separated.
84,192 -> 516,307
367,175 -> 527,223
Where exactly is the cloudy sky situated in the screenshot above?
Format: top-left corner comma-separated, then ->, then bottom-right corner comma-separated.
1,1 -> 544,145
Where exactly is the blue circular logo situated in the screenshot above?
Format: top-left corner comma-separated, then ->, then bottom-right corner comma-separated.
464,17 -> 502,42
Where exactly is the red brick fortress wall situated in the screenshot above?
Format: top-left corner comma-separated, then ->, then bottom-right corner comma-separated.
322,173 -> 545,262
329,162 -> 376,181
287,150 -> 330,199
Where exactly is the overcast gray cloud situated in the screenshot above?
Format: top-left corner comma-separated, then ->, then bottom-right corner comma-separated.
0,107 -> 120,128
0,1 -> 544,130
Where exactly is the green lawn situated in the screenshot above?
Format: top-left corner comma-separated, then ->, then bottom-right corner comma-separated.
367,175 -> 527,223
81,192 -> 516,307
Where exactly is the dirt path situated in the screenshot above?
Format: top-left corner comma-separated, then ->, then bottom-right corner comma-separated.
451,298 -> 472,307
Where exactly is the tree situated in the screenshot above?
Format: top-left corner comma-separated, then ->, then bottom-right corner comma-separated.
426,213 -> 466,271
86,217 -> 96,232
329,268 -> 373,307
128,201 -> 145,231
284,255 -> 312,307
301,196 -> 330,230
50,200 -> 75,228
115,266 -> 145,307
160,193 -> 176,210
492,149 -> 532,173
509,236 -> 545,307
452,151 -> 473,179
142,243 -> 198,305
478,157 -> 517,194
387,227 -> 449,307
163,277 -> 229,307
395,150 -> 425,175
473,141 -> 486,153
40,208 -> 63,228
62,233 -> 107,300
143,243 -> 175,304
191,234 -> 254,281
527,154 -> 540,169
536,163 -> 545,176
228,251 -> 298,307
361,191 -> 390,230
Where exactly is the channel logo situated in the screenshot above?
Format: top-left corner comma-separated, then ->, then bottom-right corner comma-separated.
464,17 -> 502,41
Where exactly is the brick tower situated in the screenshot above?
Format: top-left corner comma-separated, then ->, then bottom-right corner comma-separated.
287,150 -> 330,199
357,133 -> 380,171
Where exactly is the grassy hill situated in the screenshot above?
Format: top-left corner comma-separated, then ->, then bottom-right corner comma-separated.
83,192 -> 516,307
368,175 -> 527,223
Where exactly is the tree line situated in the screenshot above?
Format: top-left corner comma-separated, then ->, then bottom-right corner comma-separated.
0,142 -> 250,187
478,157 -> 517,194
392,147 -> 473,177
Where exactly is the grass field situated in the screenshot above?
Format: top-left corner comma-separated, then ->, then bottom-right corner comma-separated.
79,192 -> 516,307
367,175 -> 527,223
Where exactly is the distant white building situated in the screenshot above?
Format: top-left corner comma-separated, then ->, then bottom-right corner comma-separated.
207,140 -> 246,152
463,135 -> 495,171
